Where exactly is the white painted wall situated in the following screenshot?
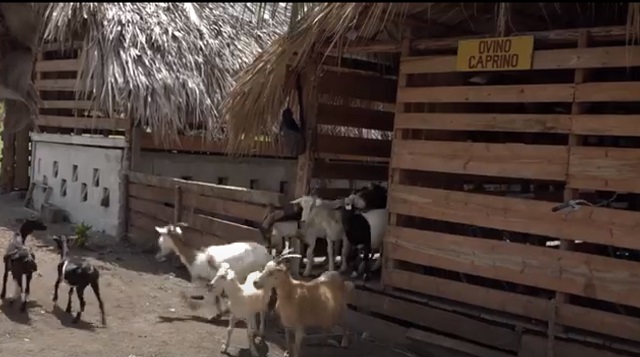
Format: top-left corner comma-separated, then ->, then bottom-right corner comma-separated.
30,133 -> 125,236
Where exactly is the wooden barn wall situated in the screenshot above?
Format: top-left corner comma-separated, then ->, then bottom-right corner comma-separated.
126,172 -> 283,249
380,29 -> 640,354
313,57 -> 397,198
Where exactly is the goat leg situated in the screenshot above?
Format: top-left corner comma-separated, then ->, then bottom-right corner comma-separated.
293,327 -> 305,357
284,328 -> 293,357
371,245 -> 383,271
90,280 -> 106,326
303,238 -> 316,277
20,273 -> 32,312
327,239 -> 335,272
72,285 -> 87,324
221,315 -> 237,353
340,237 -> 350,273
0,260 -> 8,299
247,316 -> 259,357
258,311 -> 266,338
9,276 -> 22,305
65,286 -> 74,314
52,275 -> 61,303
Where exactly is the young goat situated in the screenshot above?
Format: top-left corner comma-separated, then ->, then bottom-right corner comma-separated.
291,196 -> 347,277
253,250 -> 354,357
52,235 -> 106,325
1,218 -> 48,311
184,263 -> 271,357
155,223 -> 272,318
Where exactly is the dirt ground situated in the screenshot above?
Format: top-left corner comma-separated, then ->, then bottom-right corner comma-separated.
0,194 -> 414,357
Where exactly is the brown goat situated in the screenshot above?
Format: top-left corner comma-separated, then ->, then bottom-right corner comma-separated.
252,252 -> 354,357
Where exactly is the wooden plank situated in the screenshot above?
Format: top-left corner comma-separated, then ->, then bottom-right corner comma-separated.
317,70 -> 397,103
397,84 -> 575,103
312,161 -> 388,181
575,82 -> 640,102
139,133 -> 293,158
387,225 -> 640,308
317,103 -> 394,132
35,59 -> 79,72
401,46 -> 640,74
519,334 -> 628,357
393,140 -> 568,181
37,115 -> 129,130
316,134 -> 391,159
385,269 -> 640,342
41,100 -> 94,110
40,41 -> 83,52
128,183 -> 265,223
572,115 -> 640,136
388,184 -> 640,250
34,79 -> 79,91
128,172 -> 284,207
395,113 -> 571,133
129,197 -> 261,243
568,146 -> 640,193
406,329 -> 513,357
351,289 -> 521,352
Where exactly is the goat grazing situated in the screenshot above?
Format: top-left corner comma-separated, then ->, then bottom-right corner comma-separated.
1,218 -> 47,311
155,223 -> 272,318
52,235 -> 106,325
290,196 -> 346,277
253,250 -> 354,357
184,263 -> 271,357
261,203 -> 303,255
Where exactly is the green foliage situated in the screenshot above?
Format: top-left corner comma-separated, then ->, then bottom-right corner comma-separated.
73,222 -> 93,248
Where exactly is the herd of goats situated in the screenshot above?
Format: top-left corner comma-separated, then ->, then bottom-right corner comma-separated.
0,183 -> 389,357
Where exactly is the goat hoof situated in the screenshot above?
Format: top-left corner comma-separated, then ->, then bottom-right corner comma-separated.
65,307 -> 72,314
220,343 -> 228,353
20,303 -> 27,312
283,351 -> 291,357
208,314 -> 222,321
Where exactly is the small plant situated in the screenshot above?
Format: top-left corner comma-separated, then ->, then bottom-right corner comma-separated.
73,222 -> 93,248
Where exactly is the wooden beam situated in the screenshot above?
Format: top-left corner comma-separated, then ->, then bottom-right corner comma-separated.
37,115 -> 129,131
388,184 -> 640,250
317,103 -> 395,132
35,59 -> 79,72
575,82 -> 640,102
401,45 -> 640,74
316,134 -> 391,159
395,112 -> 572,133
568,146 -> 640,193
397,84 -> 575,103
34,79 -> 79,91
519,334 -> 630,357
392,140 -> 568,181
318,70 -> 397,103
41,100 -> 94,110
387,225 -> 640,308
572,115 -> 640,136
406,329 -> 513,357
312,161 -> 388,181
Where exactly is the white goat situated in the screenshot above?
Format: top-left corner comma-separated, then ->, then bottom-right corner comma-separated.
290,196 -> 346,277
154,223 -> 272,318
203,264 -> 271,357
253,250 -> 354,357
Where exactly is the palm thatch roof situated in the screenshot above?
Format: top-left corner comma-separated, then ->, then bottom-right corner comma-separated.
39,3 -> 287,140
221,2 -> 640,154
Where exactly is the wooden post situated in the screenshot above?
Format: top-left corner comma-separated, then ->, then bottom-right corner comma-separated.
382,29 -> 411,288
173,185 -> 183,223
117,118 -> 134,241
0,102 -> 17,193
551,30 -> 590,355
291,65 -> 319,277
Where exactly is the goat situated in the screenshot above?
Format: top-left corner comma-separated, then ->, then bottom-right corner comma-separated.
345,183 -> 388,212
1,218 -> 48,311
52,235 -> 106,325
183,263 -> 271,357
155,223 -> 272,319
260,203 -> 303,255
340,208 -> 387,280
253,250 -> 354,357
290,196 -> 346,276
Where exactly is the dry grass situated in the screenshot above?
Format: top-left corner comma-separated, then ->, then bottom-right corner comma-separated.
39,3 -> 288,143
221,2 -> 640,155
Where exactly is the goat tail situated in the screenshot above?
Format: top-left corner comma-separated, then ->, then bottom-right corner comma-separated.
178,290 -> 205,311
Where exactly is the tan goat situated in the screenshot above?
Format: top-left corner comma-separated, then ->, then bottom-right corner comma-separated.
252,250 -> 354,357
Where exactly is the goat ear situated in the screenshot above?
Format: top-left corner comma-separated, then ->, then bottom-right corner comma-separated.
314,198 -> 323,206
290,197 -> 303,205
155,226 -> 168,234
174,226 -> 183,235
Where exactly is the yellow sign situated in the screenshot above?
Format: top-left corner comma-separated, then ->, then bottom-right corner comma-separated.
456,36 -> 534,72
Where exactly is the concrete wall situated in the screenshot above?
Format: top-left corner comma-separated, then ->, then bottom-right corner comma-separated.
136,151 -> 382,198
30,133 -> 125,236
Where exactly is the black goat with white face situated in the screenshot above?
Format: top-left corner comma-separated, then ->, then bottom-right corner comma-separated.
1,219 -> 47,311
52,235 -> 106,326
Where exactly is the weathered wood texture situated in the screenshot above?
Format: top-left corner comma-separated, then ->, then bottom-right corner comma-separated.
381,30 -> 640,354
127,172 -> 283,248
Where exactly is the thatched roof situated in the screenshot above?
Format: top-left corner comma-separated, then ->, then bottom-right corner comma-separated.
221,2 -> 640,154
40,3 -> 287,140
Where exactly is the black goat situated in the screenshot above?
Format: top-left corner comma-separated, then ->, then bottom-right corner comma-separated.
1,219 -> 47,311
52,235 -> 106,326
348,183 -> 388,211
